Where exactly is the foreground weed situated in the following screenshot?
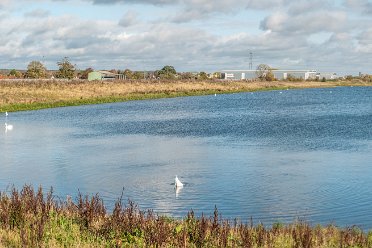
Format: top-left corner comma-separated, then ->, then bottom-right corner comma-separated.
0,185 -> 371,247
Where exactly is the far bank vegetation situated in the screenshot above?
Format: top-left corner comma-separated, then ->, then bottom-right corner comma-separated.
1,78 -> 372,113
1,58 -> 371,112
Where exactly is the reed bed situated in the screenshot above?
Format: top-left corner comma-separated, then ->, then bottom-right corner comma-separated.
1,79 -> 371,112
0,185 -> 371,247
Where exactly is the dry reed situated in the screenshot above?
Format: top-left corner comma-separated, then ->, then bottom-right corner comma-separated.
1,79 -> 371,112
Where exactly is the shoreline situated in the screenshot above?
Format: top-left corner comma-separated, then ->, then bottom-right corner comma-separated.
1,79 -> 371,112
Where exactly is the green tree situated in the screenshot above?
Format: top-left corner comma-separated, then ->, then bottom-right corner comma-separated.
265,70 -> 275,81
26,61 -> 47,79
123,69 -> 134,79
132,71 -> 145,79
156,65 -> 177,79
8,69 -> 22,78
345,75 -> 353,81
55,57 -> 76,79
362,74 -> 372,82
198,71 -> 209,80
212,72 -> 221,79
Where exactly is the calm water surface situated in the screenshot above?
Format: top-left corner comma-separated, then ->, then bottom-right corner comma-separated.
1,87 -> 371,228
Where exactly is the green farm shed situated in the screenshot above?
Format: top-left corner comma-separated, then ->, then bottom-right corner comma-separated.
88,71 -> 124,81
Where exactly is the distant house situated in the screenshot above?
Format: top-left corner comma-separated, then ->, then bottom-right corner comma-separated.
221,69 -> 317,80
88,71 -> 125,81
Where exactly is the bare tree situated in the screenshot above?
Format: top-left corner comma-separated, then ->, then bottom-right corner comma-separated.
55,57 -> 76,79
255,64 -> 271,81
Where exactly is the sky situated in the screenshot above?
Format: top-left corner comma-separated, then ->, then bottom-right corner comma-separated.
0,0 -> 371,75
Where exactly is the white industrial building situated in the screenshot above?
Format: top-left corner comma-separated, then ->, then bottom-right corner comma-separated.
316,72 -> 338,80
221,70 -> 317,80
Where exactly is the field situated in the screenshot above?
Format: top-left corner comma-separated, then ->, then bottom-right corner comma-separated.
0,185 -> 371,247
1,79 -> 371,112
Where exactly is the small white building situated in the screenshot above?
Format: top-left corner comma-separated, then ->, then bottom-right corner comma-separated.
221,69 -> 317,80
316,73 -> 338,80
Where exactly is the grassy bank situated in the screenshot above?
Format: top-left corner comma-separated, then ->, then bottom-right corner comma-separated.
0,185 -> 371,247
1,79 -> 371,112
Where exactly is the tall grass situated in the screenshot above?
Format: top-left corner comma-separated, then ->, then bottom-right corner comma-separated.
1,79 -> 371,112
0,185 -> 371,247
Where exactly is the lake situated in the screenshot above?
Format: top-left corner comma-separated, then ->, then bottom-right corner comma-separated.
1,87 -> 371,228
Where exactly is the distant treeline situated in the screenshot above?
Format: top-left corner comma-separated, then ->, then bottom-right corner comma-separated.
0,58 -> 221,81
1,58 -> 371,83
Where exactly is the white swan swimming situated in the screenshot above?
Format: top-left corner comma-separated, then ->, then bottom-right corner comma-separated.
175,175 -> 183,188
5,111 -> 8,117
5,123 -> 13,131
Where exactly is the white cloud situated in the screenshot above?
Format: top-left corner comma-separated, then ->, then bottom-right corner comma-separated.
344,0 -> 372,14
24,9 -> 50,18
356,28 -> 372,52
0,0 -> 10,8
118,10 -> 139,27
287,0 -> 332,14
85,0 -> 177,5
0,0 -> 370,75
83,0 -> 291,9
261,10 -> 349,34
259,12 -> 288,32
